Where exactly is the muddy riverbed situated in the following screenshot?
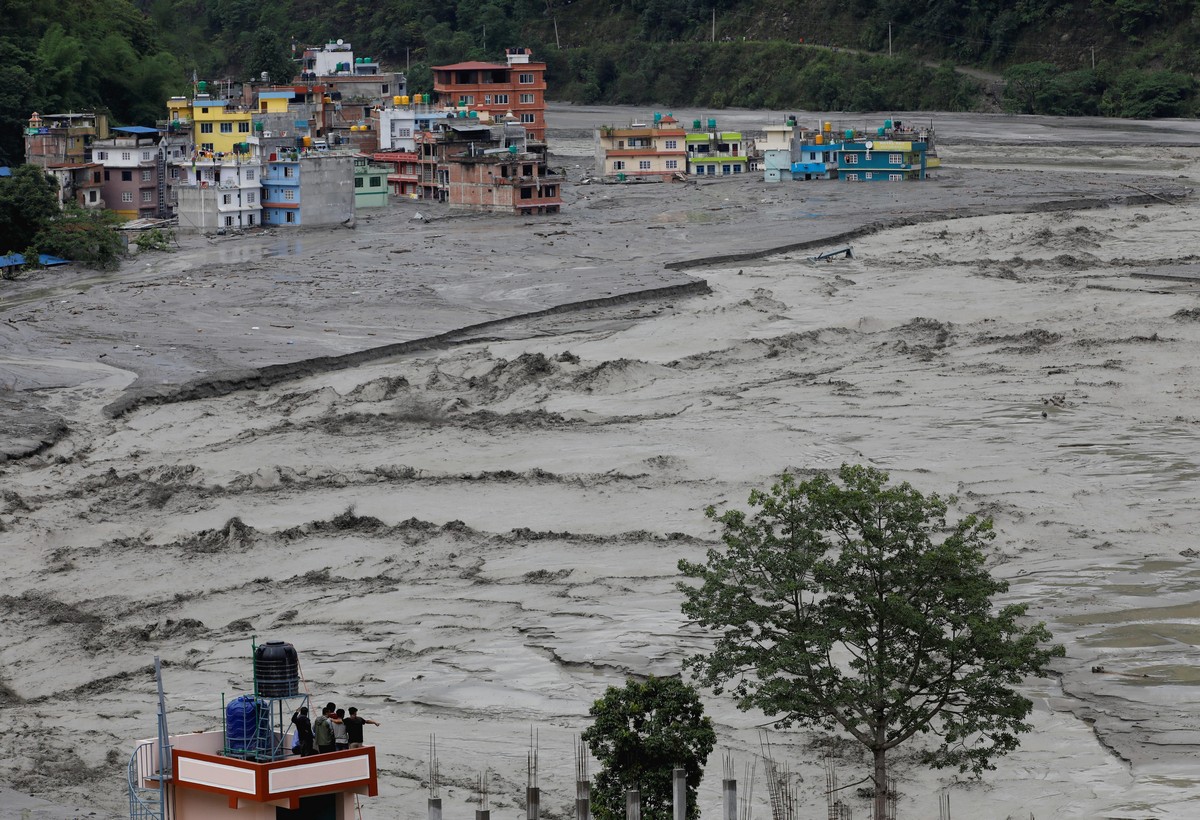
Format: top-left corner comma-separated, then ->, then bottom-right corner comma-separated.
3,107 -> 1200,819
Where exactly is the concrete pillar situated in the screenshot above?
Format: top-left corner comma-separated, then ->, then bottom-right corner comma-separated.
428,797 -> 442,820
626,789 -> 640,820
527,786 -> 540,820
673,768 -> 687,820
575,779 -> 591,820
722,779 -> 737,820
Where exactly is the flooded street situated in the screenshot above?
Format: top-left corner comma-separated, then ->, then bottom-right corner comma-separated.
2,108 -> 1200,819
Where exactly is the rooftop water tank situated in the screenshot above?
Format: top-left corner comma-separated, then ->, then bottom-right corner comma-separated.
844,129 -> 854,139
692,119 -> 701,129
707,118 -> 717,129
197,81 -> 208,94
225,695 -> 259,753
255,641 -> 300,697
884,119 -> 894,129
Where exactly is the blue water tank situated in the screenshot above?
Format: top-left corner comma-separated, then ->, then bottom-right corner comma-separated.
225,695 -> 259,753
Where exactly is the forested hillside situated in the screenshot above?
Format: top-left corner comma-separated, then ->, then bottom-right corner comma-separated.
3,0 -> 1198,164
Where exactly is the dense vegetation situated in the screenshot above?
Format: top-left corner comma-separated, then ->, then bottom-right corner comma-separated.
0,165 -> 125,270
4,0 -> 1200,164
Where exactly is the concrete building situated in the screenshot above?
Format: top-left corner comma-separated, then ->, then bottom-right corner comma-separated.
353,156 -> 391,208
685,119 -> 750,176
433,49 -> 547,141
299,41 -> 406,146
594,114 -> 687,181
173,150 -> 263,233
167,90 -> 254,155
89,127 -> 168,220
261,151 -> 356,227
443,121 -> 562,214
836,119 -> 932,182
371,151 -> 420,197
24,111 -> 110,168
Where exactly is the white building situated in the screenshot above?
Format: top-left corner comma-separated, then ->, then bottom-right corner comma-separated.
173,151 -> 263,233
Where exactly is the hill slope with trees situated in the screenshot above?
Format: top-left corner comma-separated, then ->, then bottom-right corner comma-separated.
3,0 -> 1197,163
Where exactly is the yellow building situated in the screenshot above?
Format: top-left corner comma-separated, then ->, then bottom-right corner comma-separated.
165,90 -> 253,154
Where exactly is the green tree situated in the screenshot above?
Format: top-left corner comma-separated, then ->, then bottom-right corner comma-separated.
678,465 -> 1063,820
33,204 -> 125,270
247,27 -> 298,84
1002,61 -> 1058,113
581,676 -> 716,820
0,164 -> 60,256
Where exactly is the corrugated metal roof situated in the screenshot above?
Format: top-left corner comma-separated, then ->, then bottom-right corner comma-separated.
0,253 -> 70,268
0,167 -> 11,177
113,126 -> 160,134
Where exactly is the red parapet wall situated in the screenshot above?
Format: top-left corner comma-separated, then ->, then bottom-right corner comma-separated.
173,746 -> 377,810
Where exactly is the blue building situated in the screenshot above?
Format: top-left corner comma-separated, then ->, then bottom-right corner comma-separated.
836,120 -> 932,182
260,152 -> 356,227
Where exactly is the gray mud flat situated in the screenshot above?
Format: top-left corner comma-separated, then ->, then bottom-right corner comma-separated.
3,109 -> 1200,820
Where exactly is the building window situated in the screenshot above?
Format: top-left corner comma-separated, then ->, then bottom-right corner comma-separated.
103,170 -> 110,181
844,153 -> 859,165
889,153 -> 902,165
397,127 -> 411,137
639,160 -> 651,170
238,122 -> 250,133
201,142 -> 214,151
494,94 -> 509,104
142,152 -> 151,160
284,189 -> 295,200
545,185 -> 556,197
170,167 -> 179,179
225,216 -> 233,226
847,173 -> 860,181
521,113 -> 535,124
520,187 -> 533,199
381,84 -> 389,94
247,191 -> 255,203
142,190 -> 153,202
664,140 -> 677,149
96,151 -> 107,160
520,93 -> 535,104
222,194 -> 231,204
283,167 -> 295,177
141,169 -> 152,181
220,122 -> 233,133
370,176 -> 381,186
518,73 -> 534,84
245,169 -> 255,180
92,171 -> 101,183
122,152 -> 131,160
666,160 -> 678,170
612,160 -> 625,171
121,192 -> 133,202
89,190 -> 98,202
121,170 -> 132,181
200,123 -> 213,133
248,214 -> 255,225
286,212 -> 295,223
355,177 -> 364,188
722,164 -> 731,174
889,173 -> 903,181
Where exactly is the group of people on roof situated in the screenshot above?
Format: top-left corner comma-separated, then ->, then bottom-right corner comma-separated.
290,701 -> 380,756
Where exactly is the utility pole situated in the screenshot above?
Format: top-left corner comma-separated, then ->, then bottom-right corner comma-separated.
888,22 -> 893,57
712,8 -> 716,42
1091,46 -> 1096,69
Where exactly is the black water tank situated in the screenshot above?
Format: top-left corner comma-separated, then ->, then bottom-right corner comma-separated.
255,641 -> 300,697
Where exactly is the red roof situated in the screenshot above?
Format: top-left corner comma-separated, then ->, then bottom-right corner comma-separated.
433,61 -> 508,71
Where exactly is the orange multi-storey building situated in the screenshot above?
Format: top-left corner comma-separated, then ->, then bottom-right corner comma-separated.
432,48 -> 547,141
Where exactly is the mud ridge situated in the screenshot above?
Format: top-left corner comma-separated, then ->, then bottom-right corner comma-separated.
663,190 -> 1192,271
103,279 -> 711,418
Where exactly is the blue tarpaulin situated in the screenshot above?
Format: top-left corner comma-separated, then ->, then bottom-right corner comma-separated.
0,253 -> 70,268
